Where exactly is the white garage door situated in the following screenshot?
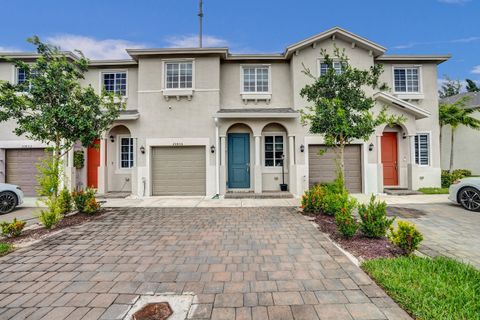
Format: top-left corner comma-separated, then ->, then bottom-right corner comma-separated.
151,146 -> 206,196
308,144 -> 362,193
6,148 -> 48,196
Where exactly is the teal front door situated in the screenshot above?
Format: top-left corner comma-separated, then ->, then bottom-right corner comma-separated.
228,133 -> 250,188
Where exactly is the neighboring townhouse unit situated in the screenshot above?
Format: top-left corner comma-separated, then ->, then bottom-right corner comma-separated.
440,92 -> 480,175
0,27 -> 449,197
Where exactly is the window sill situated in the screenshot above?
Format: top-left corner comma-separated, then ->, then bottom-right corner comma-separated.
241,93 -> 272,105
394,93 -> 424,100
163,89 -> 194,101
115,168 -> 134,174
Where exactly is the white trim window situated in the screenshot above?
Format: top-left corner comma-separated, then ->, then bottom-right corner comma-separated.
265,135 -> 284,167
394,67 -> 419,93
319,61 -> 343,76
414,133 -> 429,166
102,72 -> 127,96
165,62 -> 193,89
242,66 -> 270,93
119,137 -> 134,168
16,68 -> 38,91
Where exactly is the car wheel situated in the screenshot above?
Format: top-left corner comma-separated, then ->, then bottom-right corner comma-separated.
0,191 -> 18,214
458,187 -> 480,212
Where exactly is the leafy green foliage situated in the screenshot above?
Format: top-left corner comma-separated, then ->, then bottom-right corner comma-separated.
300,46 -> 404,180
72,188 -> 99,214
57,189 -> 73,215
388,221 -> 423,255
73,150 -> 85,169
358,195 -> 394,238
0,243 -> 13,256
35,152 -> 61,197
301,184 -> 325,213
438,76 -> 461,98
321,175 -> 350,216
0,218 -> 26,237
441,169 -> 472,188
418,187 -> 449,194
362,256 -> 480,320
466,79 -> 480,92
334,197 -> 358,239
37,198 -> 63,229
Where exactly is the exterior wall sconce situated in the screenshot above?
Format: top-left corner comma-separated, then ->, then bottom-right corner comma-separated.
109,135 -> 114,143
369,143 -> 374,151
140,146 -> 145,154
210,145 -> 215,153
300,144 -> 305,153
402,132 -> 407,139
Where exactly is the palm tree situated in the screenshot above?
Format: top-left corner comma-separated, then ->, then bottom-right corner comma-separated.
439,96 -> 480,172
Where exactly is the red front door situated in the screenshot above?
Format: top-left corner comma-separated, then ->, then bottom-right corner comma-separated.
87,139 -> 100,188
381,132 -> 398,186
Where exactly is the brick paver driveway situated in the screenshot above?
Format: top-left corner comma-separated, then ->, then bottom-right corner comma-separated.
0,208 -> 409,320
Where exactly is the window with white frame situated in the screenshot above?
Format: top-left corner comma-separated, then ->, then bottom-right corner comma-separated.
319,61 -> 343,76
414,133 -> 429,165
265,135 -> 284,167
165,62 -> 193,89
102,72 -> 127,96
16,68 -> 38,91
119,137 -> 134,168
394,67 -> 420,93
242,66 -> 270,93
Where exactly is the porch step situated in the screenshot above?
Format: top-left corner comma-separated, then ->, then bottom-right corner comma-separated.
96,192 -> 131,199
384,188 -> 422,195
224,191 -> 294,199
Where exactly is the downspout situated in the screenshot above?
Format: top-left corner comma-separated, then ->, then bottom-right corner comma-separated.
214,117 -> 220,198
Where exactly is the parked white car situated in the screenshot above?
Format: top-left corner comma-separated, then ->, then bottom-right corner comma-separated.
0,183 -> 24,214
449,177 -> 480,212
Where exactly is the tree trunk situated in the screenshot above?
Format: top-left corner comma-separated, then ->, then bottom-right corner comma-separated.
449,128 -> 455,173
54,135 -> 61,198
338,141 -> 346,188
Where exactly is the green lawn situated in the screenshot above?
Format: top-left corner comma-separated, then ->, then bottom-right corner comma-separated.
418,187 -> 449,194
0,243 -> 12,256
362,256 -> 480,320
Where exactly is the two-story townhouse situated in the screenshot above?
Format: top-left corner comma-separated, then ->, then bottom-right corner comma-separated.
0,27 -> 449,197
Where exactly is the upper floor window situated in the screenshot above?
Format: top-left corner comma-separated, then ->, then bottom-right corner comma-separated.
165,62 -> 193,89
394,67 -> 420,93
119,137 -> 134,168
102,72 -> 127,96
319,61 -> 343,76
414,133 -> 429,166
242,66 -> 270,93
16,68 -> 38,91
265,135 -> 284,167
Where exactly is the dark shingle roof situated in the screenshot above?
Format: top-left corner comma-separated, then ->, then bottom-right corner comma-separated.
441,92 -> 480,109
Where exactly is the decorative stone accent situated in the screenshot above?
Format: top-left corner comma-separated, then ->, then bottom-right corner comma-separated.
132,302 -> 172,320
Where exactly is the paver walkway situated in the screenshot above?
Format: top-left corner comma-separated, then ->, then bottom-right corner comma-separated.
0,207 -> 409,320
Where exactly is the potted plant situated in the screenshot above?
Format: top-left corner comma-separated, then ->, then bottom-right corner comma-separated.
280,154 -> 288,191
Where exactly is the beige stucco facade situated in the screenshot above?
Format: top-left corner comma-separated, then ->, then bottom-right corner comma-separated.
0,27 -> 449,197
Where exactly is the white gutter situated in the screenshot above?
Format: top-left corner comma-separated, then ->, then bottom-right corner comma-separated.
214,117 -> 220,197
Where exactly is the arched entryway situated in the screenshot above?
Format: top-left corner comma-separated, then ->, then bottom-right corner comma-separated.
226,123 -> 254,190
106,125 -> 134,193
381,124 -> 409,187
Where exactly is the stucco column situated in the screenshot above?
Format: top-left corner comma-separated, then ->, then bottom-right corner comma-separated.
219,135 -> 227,195
254,135 -> 262,194
408,135 -> 416,190
64,148 -> 75,192
376,135 -> 384,192
97,138 -> 107,194
288,135 -> 296,194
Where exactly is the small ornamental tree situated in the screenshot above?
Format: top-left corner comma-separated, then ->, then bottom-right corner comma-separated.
0,36 -> 123,197
300,47 -> 404,181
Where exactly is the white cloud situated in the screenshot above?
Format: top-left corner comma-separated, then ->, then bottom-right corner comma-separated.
164,34 -> 229,48
472,66 -> 480,74
46,34 -> 146,60
393,36 -> 480,49
0,46 -> 21,52
438,0 -> 471,4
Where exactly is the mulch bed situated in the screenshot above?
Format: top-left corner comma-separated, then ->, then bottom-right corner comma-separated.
314,214 -> 404,261
1,209 -> 109,247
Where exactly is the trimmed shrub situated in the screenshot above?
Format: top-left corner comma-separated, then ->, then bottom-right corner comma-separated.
322,190 -> 350,216
0,218 -> 26,237
334,197 -> 358,238
441,169 -> 472,188
84,197 -> 101,214
388,220 -> 423,255
358,195 -> 395,238
73,188 -> 99,214
37,198 -> 63,229
57,188 -> 73,215
301,184 -> 325,213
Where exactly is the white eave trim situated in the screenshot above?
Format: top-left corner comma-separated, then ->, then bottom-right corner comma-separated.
214,112 -> 299,119
374,92 -> 430,119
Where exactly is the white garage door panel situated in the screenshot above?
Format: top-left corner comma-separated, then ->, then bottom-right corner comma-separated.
6,148 -> 48,196
152,146 -> 206,196
308,145 -> 362,193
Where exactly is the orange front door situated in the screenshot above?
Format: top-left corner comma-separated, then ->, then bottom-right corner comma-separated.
87,139 -> 100,188
381,132 -> 398,186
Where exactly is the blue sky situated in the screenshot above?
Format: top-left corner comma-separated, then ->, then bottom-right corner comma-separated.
1,0 -> 479,87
